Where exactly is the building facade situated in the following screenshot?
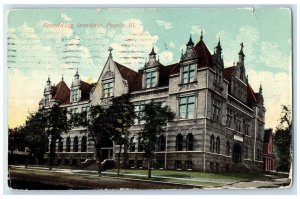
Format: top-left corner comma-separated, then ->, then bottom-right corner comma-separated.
41,33 -> 265,172
263,129 -> 276,171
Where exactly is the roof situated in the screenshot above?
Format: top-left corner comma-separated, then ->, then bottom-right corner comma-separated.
80,80 -> 94,101
114,61 -> 139,91
223,66 -> 234,81
52,81 -> 70,104
194,39 -> 214,67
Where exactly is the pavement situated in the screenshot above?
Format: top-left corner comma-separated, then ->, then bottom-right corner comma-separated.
8,165 -> 291,189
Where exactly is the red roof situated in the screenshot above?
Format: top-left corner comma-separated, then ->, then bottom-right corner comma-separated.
52,81 -> 70,104
115,61 -> 139,91
223,66 -> 234,81
194,40 -> 213,67
80,80 -> 94,101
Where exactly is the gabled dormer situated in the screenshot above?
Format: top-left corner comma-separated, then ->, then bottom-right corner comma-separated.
179,35 -> 198,84
70,69 -> 82,103
142,47 -> 160,89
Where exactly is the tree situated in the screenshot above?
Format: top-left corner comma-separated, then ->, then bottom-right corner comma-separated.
141,102 -> 175,179
45,104 -> 71,170
23,110 -> 48,166
74,105 -> 113,175
109,94 -> 135,175
274,105 -> 292,172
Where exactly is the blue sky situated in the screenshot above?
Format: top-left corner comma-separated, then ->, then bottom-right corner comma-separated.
7,7 -> 292,129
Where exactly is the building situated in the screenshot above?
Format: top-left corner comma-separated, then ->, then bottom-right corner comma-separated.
263,129 -> 276,171
41,33 -> 265,172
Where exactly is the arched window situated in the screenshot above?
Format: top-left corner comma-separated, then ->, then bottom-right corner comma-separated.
73,136 -> 78,152
66,137 -> 71,152
245,146 -> 248,159
138,136 -> 143,152
81,136 -> 87,152
226,140 -> 230,156
158,135 -> 166,151
186,133 -> 194,151
58,138 -> 63,152
130,137 -> 136,152
210,135 -> 215,152
176,134 -> 183,151
216,136 -> 220,154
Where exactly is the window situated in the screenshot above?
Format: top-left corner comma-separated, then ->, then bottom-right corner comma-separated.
71,89 -> 79,102
129,160 -> 135,168
157,160 -> 164,169
179,95 -> 195,119
58,138 -> 63,152
134,102 -> 145,124
103,81 -> 113,97
226,140 -> 230,156
244,120 -> 250,135
175,160 -> 182,170
186,133 -> 194,151
158,135 -> 166,151
186,160 -> 193,170
216,137 -> 220,154
81,136 -> 87,152
235,115 -> 242,132
210,135 -> 215,153
138,137 -> 144,152
226,109 -> 233,127
137,160 -> 143,168
44,94 -> 50,106
145,70 -> 156,88
176,134 -> 183,151
245,146 -> 248,159
212,99 -> 221,121
129,137 -> 136,152
66,137 -> 71,152
73,136 -> 78,152
257,125 -> 262,140
182,64 -> 196,83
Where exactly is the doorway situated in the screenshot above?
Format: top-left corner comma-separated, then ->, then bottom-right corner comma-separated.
232,143 -> 242,163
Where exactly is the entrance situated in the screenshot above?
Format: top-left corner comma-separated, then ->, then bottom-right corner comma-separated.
100,137 -> 113,160
232,143 -> 242,163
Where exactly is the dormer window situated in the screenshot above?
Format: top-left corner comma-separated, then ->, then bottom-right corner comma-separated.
71,89 -> 78,102
182,64 -> 196,83
44,94 -> 50,106
103,81 -> 113,97
145,70 -> 156,88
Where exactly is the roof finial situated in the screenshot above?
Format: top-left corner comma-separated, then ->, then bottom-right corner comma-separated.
108,46 -> 113,57
239,42 -> 245,57
181,49 -> 184,60
75,67 -> 79,78
149,47 -> 156,55
259,82 -> 263,94
47,75 -> 51,84
200,30 -> 203,41
62,75 -> 64,81
186,34 -> 194,46
157,55 -> 160,62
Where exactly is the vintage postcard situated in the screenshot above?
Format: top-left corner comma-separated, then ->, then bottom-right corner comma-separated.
7,7 -> 292,190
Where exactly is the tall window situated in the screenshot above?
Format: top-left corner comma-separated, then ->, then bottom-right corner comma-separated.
186,133 -> 194,151
158,135 -> 166,151
243,120 -> 250,135
130,137 -> 136,152
81,136 -> 87,152
245,146 -> 248,159
216,137 -> 220,154
72,89 -> 78,102
226,108 -> 233,127
212,99 -> 221,121
145,70 -> 156,88
66,137 -> 71,152
182,64 -> 195,83
235,115 -> 242,132
134,102 -> 145,124
73,136 -> 78,152
210,135 -> 215,153
44,94 -> 50,106
176,134 -> 183,151
226,140 -> 230,156
179,95 -> 195,119
138,136 -> 144,152
58,138 -> 63,152
103,81 -> 113,97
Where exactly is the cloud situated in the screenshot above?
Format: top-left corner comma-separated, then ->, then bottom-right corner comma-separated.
169,42 -> 175,48
156,20 -> 173,30
158,51 -> 174,64
259,41 -> 291,70
190,26 -> 204,36
247,69 -> 292,130
61,13 -> 71,21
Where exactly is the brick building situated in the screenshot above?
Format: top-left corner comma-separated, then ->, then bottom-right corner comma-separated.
41,33 -> 265,172
263,129 -> 276,171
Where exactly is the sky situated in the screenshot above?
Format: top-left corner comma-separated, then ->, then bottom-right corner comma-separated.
7,7 -> 292,130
